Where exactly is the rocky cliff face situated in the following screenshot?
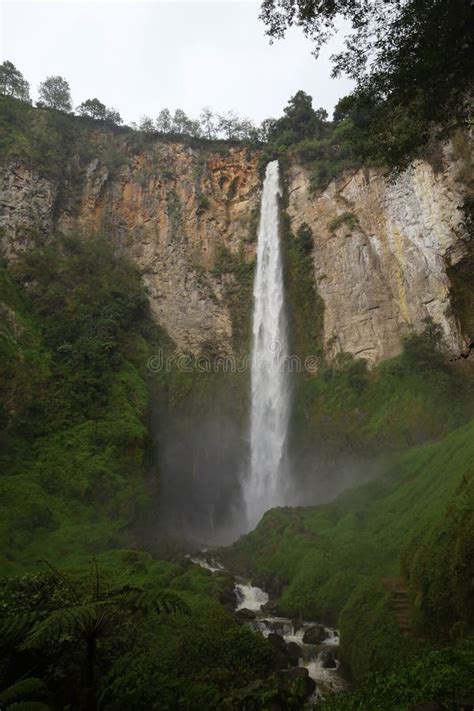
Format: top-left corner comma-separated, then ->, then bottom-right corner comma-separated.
287,146 -> 471,364
1,137 -> 260,355
0,130 -> 470,364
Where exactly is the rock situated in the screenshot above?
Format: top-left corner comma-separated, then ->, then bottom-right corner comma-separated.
1,141 -> 469,365
218,587 -> 237,611
292,619 -> 304,633
261,599 -> 280,615
280,666 -> 316,697
453,699 -> 474,710
287,156 -> 468,366
235,607 -> 256,621
285,641 -> 302,667
268,632 -> 287,652
319,650 -> 337,669
302,624 -> 327,645
267,632 -> 290,669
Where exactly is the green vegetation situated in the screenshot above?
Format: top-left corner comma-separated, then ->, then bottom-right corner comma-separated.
291,321 -> 473,458
328,212 -> 359,235
260,0 -> 473,172
281,213 -> 324,364
0,235 -> 170,574
323,642 -> 474,710
223,416 -> 474,689
0,555 -> 310,710
212,245 -> 255,353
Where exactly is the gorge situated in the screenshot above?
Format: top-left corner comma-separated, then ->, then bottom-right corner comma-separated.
1,93 -> 473,710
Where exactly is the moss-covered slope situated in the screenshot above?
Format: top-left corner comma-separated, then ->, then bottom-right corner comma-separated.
222,417 -> 474,686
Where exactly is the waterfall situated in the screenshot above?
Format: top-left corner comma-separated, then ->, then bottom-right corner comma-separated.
245,160 -> 290,529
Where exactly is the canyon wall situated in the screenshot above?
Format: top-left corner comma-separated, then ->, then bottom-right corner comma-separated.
0,137 -> 261,355
0,128 -> 470,363
287,146 -> 471,364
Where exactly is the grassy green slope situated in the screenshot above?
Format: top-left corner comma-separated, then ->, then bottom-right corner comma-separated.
223,417 -> 474,684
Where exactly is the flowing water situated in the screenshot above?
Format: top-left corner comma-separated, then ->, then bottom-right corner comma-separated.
190,557 -> 347,703
235,583 -> 347,701
245,160 -> 290,529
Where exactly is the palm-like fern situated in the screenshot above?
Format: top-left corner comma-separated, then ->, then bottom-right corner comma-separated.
0,677 -> 50,710
1,560 -> 189,710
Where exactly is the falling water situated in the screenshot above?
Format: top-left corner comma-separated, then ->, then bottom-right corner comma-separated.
245,160 -> 290,529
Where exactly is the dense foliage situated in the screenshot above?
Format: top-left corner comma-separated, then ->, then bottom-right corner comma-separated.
260,0 -> 473,169
0,554 -> 310,710
0,235 -> 165,573
222,415 -> 474,695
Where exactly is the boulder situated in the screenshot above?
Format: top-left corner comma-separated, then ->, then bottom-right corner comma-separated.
235,607 -> 256,621
261,599 -> 280,615
268,632 -> 290,669
218,586 -> 237,610
454,699 -> 474,710
302,624 -> 327,644
319,650 -> 337,669
280,666 -> 316,697
285,641 -> 302,667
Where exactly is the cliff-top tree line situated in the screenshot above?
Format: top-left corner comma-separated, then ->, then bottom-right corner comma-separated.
1,0 -> 472,163
260,0 -> 473,168
0,61 -> 269,142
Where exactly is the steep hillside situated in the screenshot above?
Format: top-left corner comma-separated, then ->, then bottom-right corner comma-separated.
0,235 -> 166,573
222,416 -> 474,704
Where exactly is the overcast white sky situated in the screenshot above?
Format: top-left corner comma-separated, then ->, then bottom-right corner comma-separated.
0,0 -> 353,125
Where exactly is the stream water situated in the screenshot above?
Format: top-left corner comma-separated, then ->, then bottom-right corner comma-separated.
190,557 -> 347,703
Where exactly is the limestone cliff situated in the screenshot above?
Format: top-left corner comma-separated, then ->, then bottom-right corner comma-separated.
287,145 -> 472,364
0,136 -> 260,355
0,127 -> 471,364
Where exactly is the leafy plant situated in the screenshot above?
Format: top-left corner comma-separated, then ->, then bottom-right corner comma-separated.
2,561 -> 188,710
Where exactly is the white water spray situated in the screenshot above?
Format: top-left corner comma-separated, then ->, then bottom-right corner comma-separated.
245,160 -> 290,529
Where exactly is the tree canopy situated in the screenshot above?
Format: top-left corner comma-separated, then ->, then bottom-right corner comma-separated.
260,0 -> 474,166
38,75 -> 72,112
77,97 -> 122,125
0,61 -> 30,102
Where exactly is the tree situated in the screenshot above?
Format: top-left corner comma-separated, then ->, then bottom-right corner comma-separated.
38,75 -> 72,112
77,97 -> 108,120
104,106 -> 122,125
2,561 -> 189,711
264,91 -> 327,146
77,98 -> 122,125
259,117 -> 277,142
199,106 -> 216,139
402,318 -> 447,372
139,115 -> 155,133
259,0 -> 473,167
216,110 -> 242,140
155,108 -> 172,133
172,108 -> 200,136
0,60 -> 30,102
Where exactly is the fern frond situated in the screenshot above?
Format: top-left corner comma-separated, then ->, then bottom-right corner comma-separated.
0,678 -> 47,706
21,603 -> 113,649
39,560 -> 80,606
116,589 -> 190,616
0,614 -> 37,648
7,702 -> 51,711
